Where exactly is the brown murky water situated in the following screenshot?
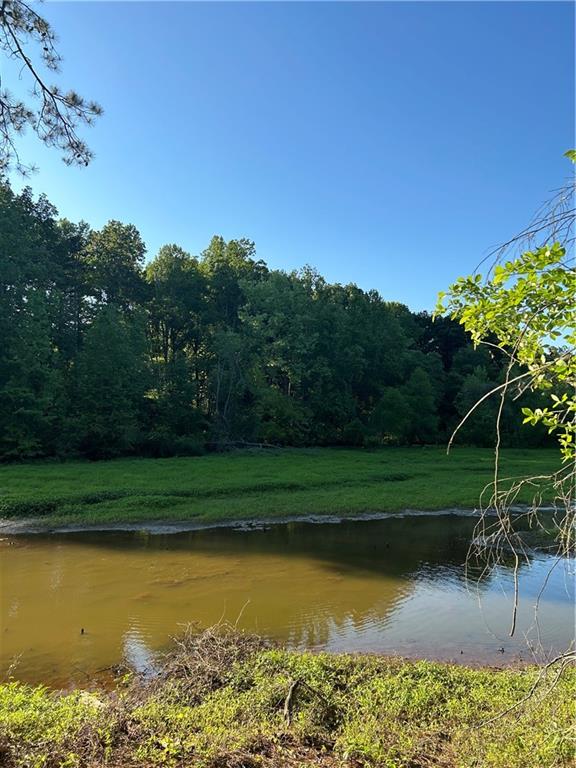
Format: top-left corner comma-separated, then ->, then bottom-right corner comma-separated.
1,514 -> 574,686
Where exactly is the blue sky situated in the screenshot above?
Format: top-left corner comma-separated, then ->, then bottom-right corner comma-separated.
9,1 -> 575,311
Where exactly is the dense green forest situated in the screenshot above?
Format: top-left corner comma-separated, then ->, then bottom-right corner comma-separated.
0,183 -> 549,460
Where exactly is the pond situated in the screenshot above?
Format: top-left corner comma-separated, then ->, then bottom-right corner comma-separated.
1,513 -> 574,686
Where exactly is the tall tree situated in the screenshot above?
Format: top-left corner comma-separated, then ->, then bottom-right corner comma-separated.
82,221 -> 147,312
0,184 -> 65,456
145,245 -> 208,451
74,307 -> 148,458
403,368 -> 439,444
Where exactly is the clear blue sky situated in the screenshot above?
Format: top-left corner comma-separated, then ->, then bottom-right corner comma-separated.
9,1 -> 575,311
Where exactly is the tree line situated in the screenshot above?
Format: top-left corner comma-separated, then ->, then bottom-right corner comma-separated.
0,183 -> 550,460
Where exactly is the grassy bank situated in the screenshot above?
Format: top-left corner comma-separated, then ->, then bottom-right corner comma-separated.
0,447 -> 559,527
1,626 -> 573,768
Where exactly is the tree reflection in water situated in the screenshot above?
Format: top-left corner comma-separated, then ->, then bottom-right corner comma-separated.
1,514 -> 573,686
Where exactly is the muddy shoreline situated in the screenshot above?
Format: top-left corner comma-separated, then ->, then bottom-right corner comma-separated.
0,503 -> 554,537
0,507 -> 490,536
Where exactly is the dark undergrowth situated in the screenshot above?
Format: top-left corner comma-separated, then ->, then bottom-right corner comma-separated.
0,625 -> 574,768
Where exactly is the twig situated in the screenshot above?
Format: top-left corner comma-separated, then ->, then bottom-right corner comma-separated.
283,678 -> 300,725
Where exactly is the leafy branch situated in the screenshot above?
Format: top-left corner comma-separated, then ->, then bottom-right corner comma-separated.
0,0 -> 102,174
437,151 -> 575,650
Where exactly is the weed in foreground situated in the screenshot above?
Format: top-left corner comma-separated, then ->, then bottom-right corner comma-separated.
0,624 -> 574,767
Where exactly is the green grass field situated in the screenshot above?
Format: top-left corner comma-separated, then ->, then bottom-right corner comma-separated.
0,447 -> 559,527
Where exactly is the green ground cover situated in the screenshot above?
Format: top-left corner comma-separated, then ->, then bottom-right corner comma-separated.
0,447 -> 559,527
0,627 -> 573,768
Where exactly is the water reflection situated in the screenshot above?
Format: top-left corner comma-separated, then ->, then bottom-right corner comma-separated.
122,628 -> 156,676
0,514 -> 573,686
